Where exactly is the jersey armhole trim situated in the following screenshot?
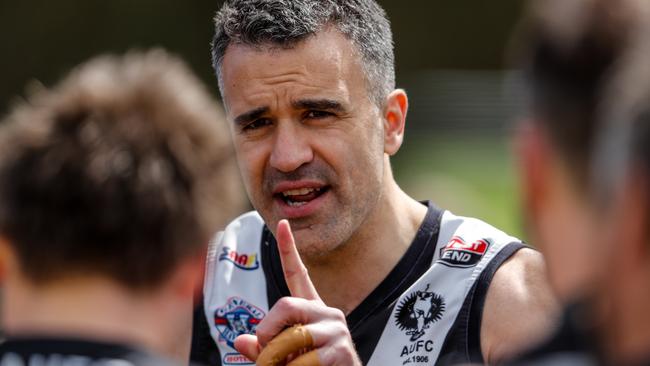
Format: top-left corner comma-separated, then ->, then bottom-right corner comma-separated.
467,242 -> 527,363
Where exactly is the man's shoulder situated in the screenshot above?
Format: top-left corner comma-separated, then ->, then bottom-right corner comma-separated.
481,248 -> 560,362
209,210 -> 265,250
222,210 -> 265,234
203,209 -> 268,305
439,210 -> 521,247
486,248 -> 553,313
436,210 -> 523,270
433,208 -> 558,363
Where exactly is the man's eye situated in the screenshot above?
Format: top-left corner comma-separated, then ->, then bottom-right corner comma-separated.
305,110 -> 333,119
243,118 -> 272,131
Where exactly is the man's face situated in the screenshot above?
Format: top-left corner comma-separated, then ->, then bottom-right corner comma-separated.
517,125 -> 601,301
220,29 -> 386,258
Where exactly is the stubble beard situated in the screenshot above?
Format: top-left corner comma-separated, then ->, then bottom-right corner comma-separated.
256,153 -> 384,262
294,184 -> 382,263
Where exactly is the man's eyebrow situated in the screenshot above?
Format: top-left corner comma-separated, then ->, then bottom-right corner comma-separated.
292,99 -> 346,112
233,106 -> 269,126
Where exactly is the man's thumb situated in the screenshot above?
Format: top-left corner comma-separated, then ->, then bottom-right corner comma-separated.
234,334 -> 261,362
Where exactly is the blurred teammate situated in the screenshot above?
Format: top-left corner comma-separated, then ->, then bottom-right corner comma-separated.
0,50 -> 241,364
191,0 -> 558,365
511,0 -> 650,363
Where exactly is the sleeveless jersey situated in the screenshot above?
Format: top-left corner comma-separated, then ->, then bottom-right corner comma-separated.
191,202 -> 525,366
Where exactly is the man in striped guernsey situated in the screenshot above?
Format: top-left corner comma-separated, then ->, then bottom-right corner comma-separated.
191,1 -> 558,365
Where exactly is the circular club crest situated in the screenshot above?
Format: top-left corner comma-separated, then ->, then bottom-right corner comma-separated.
395,284 -> 445,342
214,297 -> 266,349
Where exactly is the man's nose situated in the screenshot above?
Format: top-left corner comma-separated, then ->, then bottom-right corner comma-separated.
269,122 -> 314,173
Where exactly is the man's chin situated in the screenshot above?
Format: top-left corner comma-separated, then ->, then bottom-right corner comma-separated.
260,211 -> 343,256
296,234 -> 354,264
291,230 -> 330,256
290,224 -> 317,244
295,242 -> 333,261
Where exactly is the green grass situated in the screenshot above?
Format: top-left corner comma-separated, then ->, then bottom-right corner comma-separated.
392,133 -> 526,240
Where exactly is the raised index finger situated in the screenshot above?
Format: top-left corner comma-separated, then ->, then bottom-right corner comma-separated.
276,219 -> 320,301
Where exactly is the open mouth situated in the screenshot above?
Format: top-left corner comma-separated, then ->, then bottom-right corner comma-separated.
276,186 -> 329,207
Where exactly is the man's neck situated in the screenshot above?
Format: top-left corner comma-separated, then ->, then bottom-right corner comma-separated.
2,275 -> 190,361
303,179 -> 428,314
599,265 -> 650,364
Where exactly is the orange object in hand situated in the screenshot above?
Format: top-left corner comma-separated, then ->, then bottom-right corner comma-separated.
256,325 -> 320,366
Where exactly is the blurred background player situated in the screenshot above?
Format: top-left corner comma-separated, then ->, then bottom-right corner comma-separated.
511,0 -> 650,363
0,50 -> 241,364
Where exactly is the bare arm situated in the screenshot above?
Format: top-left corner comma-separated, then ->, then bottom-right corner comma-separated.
481,248 -> 560,363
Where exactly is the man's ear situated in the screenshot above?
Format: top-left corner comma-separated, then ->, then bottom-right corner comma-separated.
0,236 -> 13,284
169,249 -> 206,303
383,89 -> 408,156
615,170 -> 650,264
515,120 -> 550,225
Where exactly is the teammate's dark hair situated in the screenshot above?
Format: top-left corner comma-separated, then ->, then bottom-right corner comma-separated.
517,0 -> 634,186
211,0 -> 394,106
0,50 -> 241,291
633,112 -> 650,173
632,114 -> 650,238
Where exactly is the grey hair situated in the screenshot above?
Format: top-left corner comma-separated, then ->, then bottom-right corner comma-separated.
211,0 -> 395,107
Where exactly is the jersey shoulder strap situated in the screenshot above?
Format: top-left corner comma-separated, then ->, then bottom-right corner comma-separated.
203,211 -> 269,366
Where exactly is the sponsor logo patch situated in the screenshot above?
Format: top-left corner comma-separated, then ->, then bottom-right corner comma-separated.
437,236 -> 490,268
219,246 -> 260,270
395,284 -> 445,364
214,297 -> 265,351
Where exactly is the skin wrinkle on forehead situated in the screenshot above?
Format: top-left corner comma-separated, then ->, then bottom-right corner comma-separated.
216,15 -> 388,104
222,30 -> 374,127
221,29 -> 361,113
226,68 -> 350,122
239,76 -> 348,120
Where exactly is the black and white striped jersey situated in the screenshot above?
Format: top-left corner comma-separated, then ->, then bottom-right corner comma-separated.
191,201 -> 525,366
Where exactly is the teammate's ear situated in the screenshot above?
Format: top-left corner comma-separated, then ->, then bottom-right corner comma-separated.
0,236 -> 11,283
383,89 -> 408,156
515,120 -> 548,225
616,170 -> 650,263
170,250 -> 206,301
